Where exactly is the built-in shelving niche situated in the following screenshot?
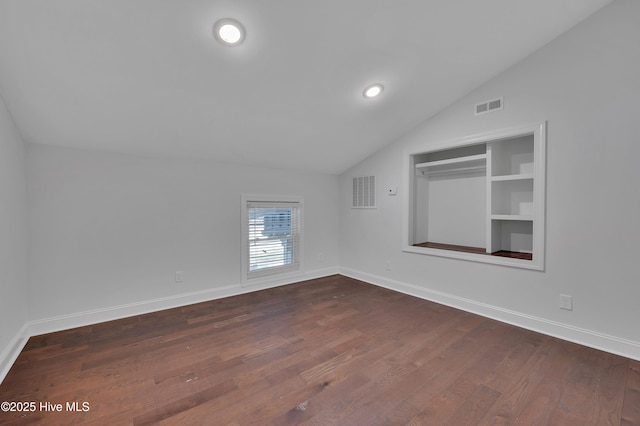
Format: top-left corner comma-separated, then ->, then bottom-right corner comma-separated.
403,122 -> 546,270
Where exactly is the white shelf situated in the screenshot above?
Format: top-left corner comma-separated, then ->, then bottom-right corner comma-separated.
491,173 -> 534,182
491,214 -> 533,221
407,121 -> 545,270
416,153 -> 486,169
416,154 -> 486,176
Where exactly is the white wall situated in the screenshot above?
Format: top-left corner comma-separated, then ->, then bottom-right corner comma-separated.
27,144 -> 339,326
0,97 -> 29,374
340,0 -> 640,359
4,0 -> 638,380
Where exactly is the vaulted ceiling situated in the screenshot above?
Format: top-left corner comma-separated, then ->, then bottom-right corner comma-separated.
0,0 -> 613,174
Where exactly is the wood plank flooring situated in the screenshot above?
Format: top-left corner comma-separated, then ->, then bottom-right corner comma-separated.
1,275 -> 638,425
413,242 -> 533,261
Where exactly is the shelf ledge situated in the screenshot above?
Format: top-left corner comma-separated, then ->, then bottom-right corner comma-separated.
411,242 -> 533,261
415,153 -> 486,169
491,214 -> 533,221
491,173 -> 534,181
416,154 -> 487,176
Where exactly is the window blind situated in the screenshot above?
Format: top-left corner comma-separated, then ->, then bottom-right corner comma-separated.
246,201 -> 301,280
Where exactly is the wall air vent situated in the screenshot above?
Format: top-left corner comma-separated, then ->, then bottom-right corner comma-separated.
352,175 -> 376,208
475,97 -> 503,116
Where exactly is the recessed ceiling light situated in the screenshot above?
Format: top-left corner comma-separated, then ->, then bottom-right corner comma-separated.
213,18 -> 246,46
363,83 -> 384,98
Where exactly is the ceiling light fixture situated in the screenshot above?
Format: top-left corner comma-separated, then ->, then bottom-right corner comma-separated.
213,18 -> 246,46
363,83 -> 384,99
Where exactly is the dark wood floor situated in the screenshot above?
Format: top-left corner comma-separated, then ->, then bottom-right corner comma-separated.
1,275 -> 639,425
413,242 -> 534,261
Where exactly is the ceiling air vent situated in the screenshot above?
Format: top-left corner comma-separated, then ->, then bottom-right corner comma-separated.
475,97 -> 503,116
352,176 -> 376,208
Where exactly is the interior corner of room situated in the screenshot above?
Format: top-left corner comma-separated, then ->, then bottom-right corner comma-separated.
1,0 -> 639,421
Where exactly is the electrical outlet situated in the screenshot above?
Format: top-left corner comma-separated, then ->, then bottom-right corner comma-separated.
175,271 -> 184,283
385,261 -> 391,271
559,294 -> 573,311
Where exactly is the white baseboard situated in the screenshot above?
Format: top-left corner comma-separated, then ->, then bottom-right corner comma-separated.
340,267 -> 640,362
0,323 -> 30,385
26,285 -> 242,338
27,267 -> 338,338
6,264 -> 635,386
1,267 -> 339,384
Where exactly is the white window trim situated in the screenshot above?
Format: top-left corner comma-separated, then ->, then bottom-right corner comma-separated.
241,194 -> 304,287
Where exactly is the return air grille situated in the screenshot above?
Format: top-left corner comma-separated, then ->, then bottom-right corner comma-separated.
475,97 -> 503,115
352,176 -> 376,208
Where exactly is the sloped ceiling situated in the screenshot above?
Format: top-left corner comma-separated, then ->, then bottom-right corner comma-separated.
0,0 -> 613,174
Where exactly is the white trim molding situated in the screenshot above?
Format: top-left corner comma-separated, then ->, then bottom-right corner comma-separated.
240,194 -> 305,286
0,267 -> 338,384
5,266 -> 638,385
0,323 -> 30,385
340,267 -> 640,362
27,267 -> 337,338
403,121 -> 546,270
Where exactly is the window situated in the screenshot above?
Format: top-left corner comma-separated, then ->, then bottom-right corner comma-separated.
242,195 -> 303,284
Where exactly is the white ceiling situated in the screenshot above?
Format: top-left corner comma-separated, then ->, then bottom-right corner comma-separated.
0,0 -> 613,174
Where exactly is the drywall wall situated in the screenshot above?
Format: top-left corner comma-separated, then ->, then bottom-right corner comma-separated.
27,144 -> 340,326
0,97 -> 29,374
339,0 -> 640,359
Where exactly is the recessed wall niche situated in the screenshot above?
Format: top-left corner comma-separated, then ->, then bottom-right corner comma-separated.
403,122 -> 546,270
